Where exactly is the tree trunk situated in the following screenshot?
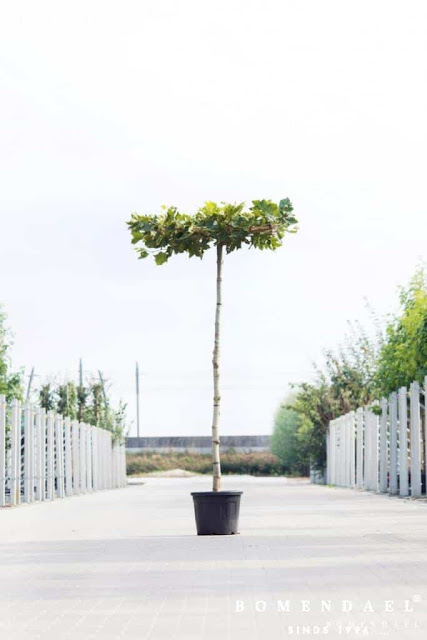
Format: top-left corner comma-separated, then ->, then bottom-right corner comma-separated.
212,243 -> 223,491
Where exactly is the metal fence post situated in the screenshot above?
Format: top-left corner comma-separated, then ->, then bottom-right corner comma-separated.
34,406 -> 44,501
40,408 -> 46,501
86,425 -> 92,491
329,421 -> 335,485
109,433 -> 113,489
121,443 -> 126,487
46,411 -> 55,500
0,395 -> 6,506
425,376 -> 427,492
343,415 -> 349,487
79,422 -> 87,493
9,399 -> 21,506
335,419 -> 341,486
64,417 -> 73,496
72,420 -> 80,494
398,387 -> 409,496
363,408 -> 371,490
410,381 -> 422,497
356,408 -> 363,488
92,427 -> 98,491
55,415 -> 65,499
23,402 -> 34,503
379,398 -> 388,493
389,393 -> 398,495
371,409 -> 379,491
349,412 -> 355,487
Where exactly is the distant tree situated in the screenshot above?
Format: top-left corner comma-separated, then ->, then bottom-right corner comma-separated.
38,372 -> 127,440
0,305 -> 23,402
39,382 -> 55,411
56,382 -> 77,419
277,267 -> 427,472
271,406 -> 310,475
375,267 -> 427,396
77,382 -> 89,422
102,399 -> 128,441
286,319 -> 380,471
128,199 -> 297,491
90,381 -> 104,426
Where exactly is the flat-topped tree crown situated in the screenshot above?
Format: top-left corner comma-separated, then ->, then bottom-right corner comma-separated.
128,199 -> 297,264
127,198 -> 297,492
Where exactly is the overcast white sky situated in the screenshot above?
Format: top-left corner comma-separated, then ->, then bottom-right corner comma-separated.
0,0 -> 426,437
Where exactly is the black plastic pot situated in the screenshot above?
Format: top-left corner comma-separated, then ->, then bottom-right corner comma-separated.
191,491 -> 243,535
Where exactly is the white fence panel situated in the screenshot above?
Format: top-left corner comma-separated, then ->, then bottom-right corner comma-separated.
0,397 -> 126,509
326,378 -> 427,500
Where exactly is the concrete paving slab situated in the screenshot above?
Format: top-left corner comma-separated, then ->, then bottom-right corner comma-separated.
1,476 -> 427,639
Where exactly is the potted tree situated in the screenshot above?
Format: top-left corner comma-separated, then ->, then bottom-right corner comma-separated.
128,199 -> 297,534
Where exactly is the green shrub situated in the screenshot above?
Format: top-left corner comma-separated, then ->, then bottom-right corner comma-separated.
126,449 -> 302,477
271,407 -> 310,475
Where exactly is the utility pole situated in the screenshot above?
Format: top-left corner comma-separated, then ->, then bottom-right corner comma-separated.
98,370 -> 109,409
136,361 -> 140,439
26,367 -> 35,403
77,358 -> 84,422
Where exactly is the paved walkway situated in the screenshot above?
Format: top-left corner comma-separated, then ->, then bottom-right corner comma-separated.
1,476 -> 427,639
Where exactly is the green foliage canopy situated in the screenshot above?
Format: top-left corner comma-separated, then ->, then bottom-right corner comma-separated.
0,306 -> 23,402
282,321 -> 380,471
271,406 -> 310,474
39,383 -> 55,412
128,199 -> 297,264
57,382 -> 78,420
282,267 -> 427,472
375,268 -> 427,396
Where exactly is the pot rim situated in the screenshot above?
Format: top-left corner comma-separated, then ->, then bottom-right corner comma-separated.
191,491 -> 243,497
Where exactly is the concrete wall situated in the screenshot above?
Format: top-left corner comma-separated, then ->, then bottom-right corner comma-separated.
126,435 -> 271,454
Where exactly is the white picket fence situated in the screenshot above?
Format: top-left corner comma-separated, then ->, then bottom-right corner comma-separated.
326,378 -> 427,497
0,395 -> 127,507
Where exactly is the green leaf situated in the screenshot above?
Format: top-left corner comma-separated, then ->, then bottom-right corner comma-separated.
154,252 -> 169,265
